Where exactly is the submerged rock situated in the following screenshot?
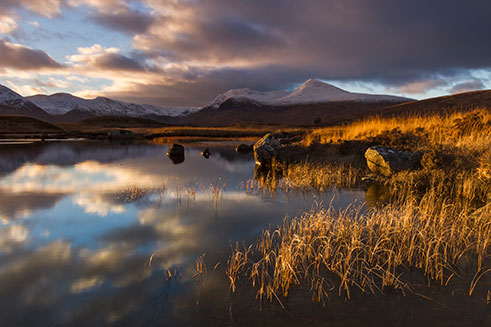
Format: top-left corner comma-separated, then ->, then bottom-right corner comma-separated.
236,143 -> 253,154
365,146 -> 421,176
201,148 -> 210,159
253,134 -> 282,166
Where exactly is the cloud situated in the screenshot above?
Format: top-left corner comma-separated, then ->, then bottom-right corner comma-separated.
94,0 -> 491,106
1,0 -> 63,17
0,39 -> 63,71
67,44 -> 147,72
0,15 -> 17,34
450,80 -> 485,94
4,0 -> 491,106
390,78 -> 449,95
88,8 -> 154,34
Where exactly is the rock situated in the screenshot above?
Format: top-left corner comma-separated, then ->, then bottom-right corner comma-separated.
167,154 -> 184,164
253,134 -> 282,166
365,146 -> 421,176
236,143 -> 253,154
420,150 -> 452,169
167,143 -> 185,157
201,148 -> 210,159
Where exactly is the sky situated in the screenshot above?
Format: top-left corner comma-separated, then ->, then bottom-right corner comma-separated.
0,0 -> 490,107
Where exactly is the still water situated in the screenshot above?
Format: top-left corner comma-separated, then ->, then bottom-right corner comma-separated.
0,140 -> 364,326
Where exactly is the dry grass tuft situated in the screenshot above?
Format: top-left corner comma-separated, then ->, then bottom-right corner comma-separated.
228,108 -> 491,305
227,193 -> 491,304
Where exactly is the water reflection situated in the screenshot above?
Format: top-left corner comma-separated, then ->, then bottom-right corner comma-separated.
0,140 -> 364,326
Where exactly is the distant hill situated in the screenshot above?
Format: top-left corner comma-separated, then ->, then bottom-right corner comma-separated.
0,116 -> 63,134
62,116 -> 169,130
27,92 -> 198,119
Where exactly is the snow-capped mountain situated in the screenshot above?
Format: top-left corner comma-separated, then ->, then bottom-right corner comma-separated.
0,84 -> 32,107
0,84 -> 55,121
27,93 -> 199,117
209,79 -> 412,109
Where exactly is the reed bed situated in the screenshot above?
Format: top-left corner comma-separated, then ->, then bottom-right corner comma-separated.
227,108 -> 491,305
227,192 -> 491,304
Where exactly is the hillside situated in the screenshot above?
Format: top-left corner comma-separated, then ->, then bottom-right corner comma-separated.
381,89 -> 491,116
181,89 -> 491,126
61,116 -> 169,131
0,116 -> 63,134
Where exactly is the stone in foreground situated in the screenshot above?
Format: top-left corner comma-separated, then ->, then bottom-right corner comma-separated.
253,134 -> 282,166
365,146 -> 421,176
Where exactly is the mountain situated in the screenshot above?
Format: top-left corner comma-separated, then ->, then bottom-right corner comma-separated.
182,79 -> 414,126
207,79 -> 412,109
27,93 -> 199,119
0,85 -> 54,121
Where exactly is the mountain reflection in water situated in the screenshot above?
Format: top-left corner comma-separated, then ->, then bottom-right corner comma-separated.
0,140 -> 364,326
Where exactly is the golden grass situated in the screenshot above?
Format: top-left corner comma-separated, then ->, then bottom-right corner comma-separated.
227,192 -> 491,304
227,108 -> 491,305
307,108 -> 491,151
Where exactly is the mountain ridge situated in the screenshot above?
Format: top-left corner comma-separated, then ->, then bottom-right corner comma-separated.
207,79 -> 413,109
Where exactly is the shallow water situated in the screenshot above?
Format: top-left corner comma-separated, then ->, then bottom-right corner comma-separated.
0,140 -> 365,326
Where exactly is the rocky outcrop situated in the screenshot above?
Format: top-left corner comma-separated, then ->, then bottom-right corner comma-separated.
253,134 -> 282,166
365,146 -> 422,176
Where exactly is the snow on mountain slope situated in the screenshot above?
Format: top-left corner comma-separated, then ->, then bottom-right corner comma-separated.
27,93 -> 199,117
273,79 -> 411,104
209,88 -> 289,109
0,84 -> 31,106
209,79 -> 412,108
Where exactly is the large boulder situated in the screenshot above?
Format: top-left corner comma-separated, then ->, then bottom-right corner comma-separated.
365,146 -> 421,176
253,134 -> 282,166
167,143 -> 185,157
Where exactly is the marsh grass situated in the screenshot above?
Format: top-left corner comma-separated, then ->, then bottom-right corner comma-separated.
227,194 -> 491,305
227,108 -> 491,306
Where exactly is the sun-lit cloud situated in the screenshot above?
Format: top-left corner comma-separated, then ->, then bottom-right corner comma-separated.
0,15 -> 17,34
0,0 -> 490,105
1,0 -> 64,18
389,79 -> 449,95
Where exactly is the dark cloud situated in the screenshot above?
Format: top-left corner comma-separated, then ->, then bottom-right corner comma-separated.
95,52 -> 147,71
0,39 -> 63,70
89,9 -> 154,34
450,80 -> 485,94
124,0 -> 491,105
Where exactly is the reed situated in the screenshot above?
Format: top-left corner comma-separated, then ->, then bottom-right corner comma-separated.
227,194 -> 490,304
227,108 -> 491,305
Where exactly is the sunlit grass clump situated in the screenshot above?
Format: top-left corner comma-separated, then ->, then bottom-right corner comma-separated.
227,107 -> 491,305
227,193 -> 490,304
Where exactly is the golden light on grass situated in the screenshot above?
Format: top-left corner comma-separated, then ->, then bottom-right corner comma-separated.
227,108 -> 491,305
